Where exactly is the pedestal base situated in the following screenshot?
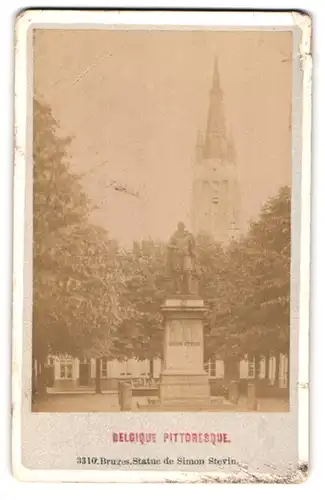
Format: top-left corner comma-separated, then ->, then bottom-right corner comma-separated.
159,371 -> 210,408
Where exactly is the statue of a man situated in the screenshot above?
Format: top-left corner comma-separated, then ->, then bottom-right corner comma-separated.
167,222 -> 196,295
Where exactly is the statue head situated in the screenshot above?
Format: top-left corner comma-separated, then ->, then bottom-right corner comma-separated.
177,221 -> 185,233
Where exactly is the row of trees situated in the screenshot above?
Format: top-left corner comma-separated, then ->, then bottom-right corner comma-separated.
33,100 -> 127,393
205,185 -> 290,384
33,99 -> 290,394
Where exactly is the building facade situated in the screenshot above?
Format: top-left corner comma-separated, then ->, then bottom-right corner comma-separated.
45,354 -> 288,391
191,58 -> 241,243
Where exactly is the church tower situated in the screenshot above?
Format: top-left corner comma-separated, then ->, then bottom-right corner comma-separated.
191,58 -> 240,243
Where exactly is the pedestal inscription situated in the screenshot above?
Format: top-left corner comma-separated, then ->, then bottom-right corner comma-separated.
165,318 -> 203,373
159,297 -> 210,408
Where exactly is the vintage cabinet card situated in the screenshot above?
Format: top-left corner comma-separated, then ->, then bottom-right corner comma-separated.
12,10 -> 311,483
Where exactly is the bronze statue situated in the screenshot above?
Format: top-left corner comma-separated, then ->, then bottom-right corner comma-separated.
167,222 -> 196,295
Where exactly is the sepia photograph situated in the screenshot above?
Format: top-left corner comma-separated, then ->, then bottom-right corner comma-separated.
12,9 -> 312,482
31,28 -> 293,414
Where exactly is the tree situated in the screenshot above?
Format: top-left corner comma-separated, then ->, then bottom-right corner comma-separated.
114,240 -> 168,375
33,99 -> 125,394
211,186 -> 291,387
33,98 -> 90,392
244,186 -> 290,388
192,234 -> 231,360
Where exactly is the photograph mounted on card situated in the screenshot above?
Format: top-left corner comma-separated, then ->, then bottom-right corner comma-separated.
12,10 -> 311,482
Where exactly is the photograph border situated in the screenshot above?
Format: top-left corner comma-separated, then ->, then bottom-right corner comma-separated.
12,9 -> 311,483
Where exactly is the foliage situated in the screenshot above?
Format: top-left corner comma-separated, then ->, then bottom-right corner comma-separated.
113,240 -> 169,360
33,99 -> 124,361
207,186 -> 291,360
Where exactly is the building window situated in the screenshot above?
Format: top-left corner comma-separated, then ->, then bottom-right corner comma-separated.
119,359 -> 134,377
248,360 -> 255,378
101,359 -> 108,379
60,361 -> 73,379
204,359 -> 217,378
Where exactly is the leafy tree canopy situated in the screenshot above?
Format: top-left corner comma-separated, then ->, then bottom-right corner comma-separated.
33,99 -> 125,360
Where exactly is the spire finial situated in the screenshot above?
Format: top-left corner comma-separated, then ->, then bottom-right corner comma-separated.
203,56 -> 226,159
212,56 -> 221,90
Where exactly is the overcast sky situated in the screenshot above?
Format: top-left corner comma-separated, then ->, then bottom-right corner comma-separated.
34,29 -> 292,246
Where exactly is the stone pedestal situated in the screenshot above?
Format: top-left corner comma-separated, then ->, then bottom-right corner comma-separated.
159,296 -> 210,409
247,382 -> 257,411
118,381 -> 132,411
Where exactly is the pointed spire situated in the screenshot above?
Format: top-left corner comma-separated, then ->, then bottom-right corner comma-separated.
202,57 -> 234,162
212,56 -> 222,92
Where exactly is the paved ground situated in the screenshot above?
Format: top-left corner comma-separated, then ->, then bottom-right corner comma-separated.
32,393 -> 120,412
32,393 -> 289,413
230,396 -> 289,412
252,397 -> 289,412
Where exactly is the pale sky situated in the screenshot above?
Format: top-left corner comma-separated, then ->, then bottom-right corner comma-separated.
34,29 -> 292,246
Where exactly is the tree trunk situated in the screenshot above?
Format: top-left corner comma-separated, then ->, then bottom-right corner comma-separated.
95,358 -> 101,393
265,354 -> 270,384
149,359 -> 154,379
286,350 -> 290,393
253,354 -> 261,398
225,355 -> 239,382
37,358 -> 47,398
32,357 -> 37,397
254,354 -> 261,380
275,352 -> 281,389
